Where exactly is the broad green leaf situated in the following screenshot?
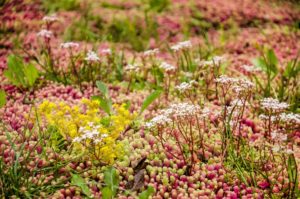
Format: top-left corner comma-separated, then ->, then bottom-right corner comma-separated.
6,55 -> 26,86
71,173 -> 92,197
140,89 -> 162,114
23,63 -> 39,87
267,49 -> 278,70
0,90 -> 7,108
138,186 -> 155,199
103,167 -> 119,197
96,81 -> 109,98
101,187 -> 113,199
252,57 -> 267,72
91,96 -> 112,115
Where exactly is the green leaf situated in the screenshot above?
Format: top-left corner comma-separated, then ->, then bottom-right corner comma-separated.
266,49 -> 278,69
6,55 -> 25,86
140,89 -> 162,114
23,63 -> 39,87
96,81 -> 109,98
138,186 -> 155,199
91,96 -> 112,115
252,57 -> 267,72
4,55 -> 39,89
287,155 -> 298,184
101,187 -> 113,199
103,167 -> 119,197
0,90 -> 6,108
71,173 -> 92,197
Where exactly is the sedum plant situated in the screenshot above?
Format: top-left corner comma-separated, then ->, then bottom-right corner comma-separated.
37,99 -> 136,165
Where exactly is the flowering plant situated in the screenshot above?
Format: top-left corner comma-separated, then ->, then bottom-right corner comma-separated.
38,99 -> 136,164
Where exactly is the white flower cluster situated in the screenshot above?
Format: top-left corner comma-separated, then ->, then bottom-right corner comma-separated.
272,145 -> 294,154
215,75 -> 254,93
175,80 -> 196,93
37,29 -> 53,38
271,131 -> 287,141
233,79 -> 255,93
171,40 -> 192,52
143,48 -> 159,57
42,14 -> 59,22
145,103 -> 202,129
215,75 -> 238,85
124,64 -> 139,72
159,62 -> 176,72
60,42 -> 79,49
231,99 -> 245,107
279,113 -> 300,124
241,64 -> 261,73
261,98 -> 289,111
258,114 -> 277,121
199,56 -> 224,67
73,123 -> 108,144
145,115 -> 172,129
165,103 -> 201,118
85,50 -> 100,62
101,48 -> 112,55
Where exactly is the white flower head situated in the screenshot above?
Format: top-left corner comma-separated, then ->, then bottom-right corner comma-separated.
42,14 -> 59,23
159,62 -> 176,72
60,42 -> 79,49
175,81 -> 195,93
145,114 -> 172,129
171,40 -> 192,52
101,48 -> 112,55
261,98 -> 289,111
242,64 -> 261,73
285,149 -> 294,154
211,56 -> 224,65
85,50 -> 100,62
280,113 -> 300,124
73,137 -> 83,143
37,29 -> 53,38
124,64 -> 139,72
143,48 -> 159,57
215,75 -> 239,85
272,145 -> 281,153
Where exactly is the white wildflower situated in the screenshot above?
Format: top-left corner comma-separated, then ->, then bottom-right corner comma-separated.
42,14 -> 59,22
60,42 -> 79,49
94,138 -> 101,144
73,137 -> 82,143
101,48 -> 112,55
215,75 -> 239,85
261,98 -> 289,111
124,64 -> 139,72
167,103 -> 201,118
272,145 -> 281,153
171,40 -> 192,52
145,115 -> 172,129
159,62 -> 176,72
143,48 -> 159,56
211,56 -> 224,65
231,99 -> 244,107
284,149 -> 294,154
85,50 -> 100,62
175,82 -> 192,93
37,29 -> 53,38
201,107 -> 210,117
242,64 -> 261,73
280,113 -> 300,124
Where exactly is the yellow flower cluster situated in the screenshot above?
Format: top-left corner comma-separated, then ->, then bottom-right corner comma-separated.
38,99 -> 136,164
